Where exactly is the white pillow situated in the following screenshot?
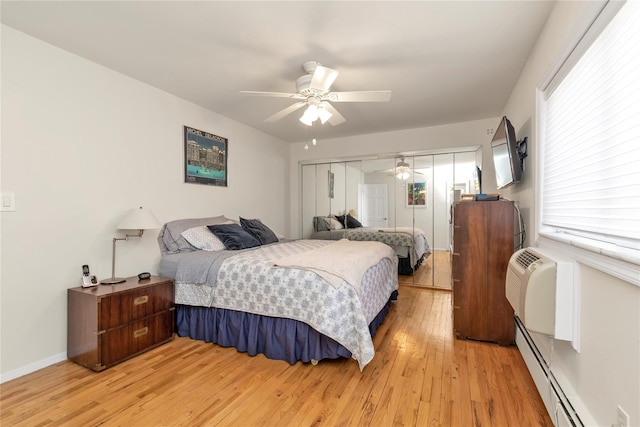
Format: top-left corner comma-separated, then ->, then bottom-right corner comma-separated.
328,217 -> 344,230
181,225 -> 229,251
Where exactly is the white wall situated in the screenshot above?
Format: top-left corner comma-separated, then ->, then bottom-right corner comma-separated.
0,26 -> 289,380
498,2 -> 639,425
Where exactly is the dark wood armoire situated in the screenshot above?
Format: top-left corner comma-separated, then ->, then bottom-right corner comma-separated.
451,199 -> 515,345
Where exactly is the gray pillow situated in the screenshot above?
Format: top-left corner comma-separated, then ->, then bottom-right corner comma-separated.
313,216 -> 331,232
157,215 -> 234,255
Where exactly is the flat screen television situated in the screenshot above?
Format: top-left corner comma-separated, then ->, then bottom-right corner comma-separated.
473,166 -> 482,194
491,116 -> 523,190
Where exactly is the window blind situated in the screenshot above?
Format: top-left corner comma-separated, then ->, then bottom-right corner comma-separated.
541,0 -> 640,252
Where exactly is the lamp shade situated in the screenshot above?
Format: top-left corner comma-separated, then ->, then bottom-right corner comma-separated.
118,207 -> 160,230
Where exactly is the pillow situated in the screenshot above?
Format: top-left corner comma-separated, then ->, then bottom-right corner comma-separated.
328,217 -> 344,230
207,223 -> 261,250
157,215 -> 235,255
345,214 -> 363,229
313,216 -> 331,232
181,225 -> 227,251
334,214 -> 347,227
239,217 -> 279,245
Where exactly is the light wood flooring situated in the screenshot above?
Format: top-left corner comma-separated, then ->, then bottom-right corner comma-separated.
399,250 -> 452,290
0,285 -> 552,427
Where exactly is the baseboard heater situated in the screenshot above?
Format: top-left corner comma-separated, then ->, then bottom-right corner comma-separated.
515,317 -> 584,427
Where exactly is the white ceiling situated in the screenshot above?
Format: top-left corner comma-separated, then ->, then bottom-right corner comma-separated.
1,1 -> 555,143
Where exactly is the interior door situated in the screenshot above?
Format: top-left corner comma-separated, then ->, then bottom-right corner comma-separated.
360,184 -> 388,227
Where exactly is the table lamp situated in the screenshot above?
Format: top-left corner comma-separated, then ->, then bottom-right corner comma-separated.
100,206 -> 161,284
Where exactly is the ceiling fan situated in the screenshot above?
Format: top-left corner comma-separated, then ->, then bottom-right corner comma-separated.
376,157 -> 424,180
240,61 -> 391,126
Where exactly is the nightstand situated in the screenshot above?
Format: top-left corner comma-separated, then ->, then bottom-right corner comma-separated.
67,275 -> 175,371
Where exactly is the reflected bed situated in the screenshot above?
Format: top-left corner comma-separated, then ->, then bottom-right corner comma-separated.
309,216 -> 430,275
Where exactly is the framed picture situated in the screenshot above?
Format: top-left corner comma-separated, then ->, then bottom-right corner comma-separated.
328,171 -> 335,198
184,126 -> 228,187
406,182 -> 426,208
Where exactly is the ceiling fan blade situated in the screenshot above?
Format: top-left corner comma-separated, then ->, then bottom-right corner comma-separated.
323,103 -> 346,126
264,102 -> 306,123
374,167 -> 395,175
309,65 -> 339,92
240,90 -> 303,99
326,90 -> 392,103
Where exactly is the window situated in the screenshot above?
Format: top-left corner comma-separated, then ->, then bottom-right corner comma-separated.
538,1 -> 640,276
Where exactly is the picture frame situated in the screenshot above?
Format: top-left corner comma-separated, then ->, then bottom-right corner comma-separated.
406,181 -> 426,208
328,171 -> 335,198
184,126 -> 228,187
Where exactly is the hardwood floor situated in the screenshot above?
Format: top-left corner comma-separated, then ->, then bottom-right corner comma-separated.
399,250 -> 452,290
0,286 -> 552,427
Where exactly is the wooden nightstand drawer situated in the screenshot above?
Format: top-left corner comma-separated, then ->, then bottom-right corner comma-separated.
99,280 -> 173,330
68,276 -> 175,371
100,311 -> 174,368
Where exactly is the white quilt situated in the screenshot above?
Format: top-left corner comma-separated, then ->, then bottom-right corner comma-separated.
273,239 -> 396,294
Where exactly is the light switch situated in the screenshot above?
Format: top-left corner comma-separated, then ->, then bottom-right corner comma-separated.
1,192 -> 16,211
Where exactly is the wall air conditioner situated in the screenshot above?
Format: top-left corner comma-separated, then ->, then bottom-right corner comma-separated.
505,247 -> 574,341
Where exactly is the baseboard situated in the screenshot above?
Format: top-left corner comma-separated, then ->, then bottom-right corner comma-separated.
515,318 -> 592,427
0,352 -> 67,384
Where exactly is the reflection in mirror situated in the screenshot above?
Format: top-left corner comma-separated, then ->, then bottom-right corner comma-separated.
300,147 -> 481,291
342,160 -> 362,238
301,164 -> 318,239
329,162 -> 345,239
475,145 -> 483,194
359,158 -> 395,228
394,155 -> 434,288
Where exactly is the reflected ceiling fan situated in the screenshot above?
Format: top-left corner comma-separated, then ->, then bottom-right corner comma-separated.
376,157 -> 424,180
240,61 -> 391,126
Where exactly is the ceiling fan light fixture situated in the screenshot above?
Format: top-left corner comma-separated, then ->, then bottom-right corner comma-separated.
299,114 -> 313,126
397,171 -> 410,180
299,104 -> 320,126
317,106 -> 332,124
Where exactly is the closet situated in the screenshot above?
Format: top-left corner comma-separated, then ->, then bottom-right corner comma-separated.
300,147 -> 482,289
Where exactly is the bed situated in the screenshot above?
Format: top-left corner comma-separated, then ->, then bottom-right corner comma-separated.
310,215 -> 430,275
157,216 -> 399,370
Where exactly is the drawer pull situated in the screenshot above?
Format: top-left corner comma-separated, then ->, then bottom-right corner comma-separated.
134,327 -> 148,338
134,295 -> 148,305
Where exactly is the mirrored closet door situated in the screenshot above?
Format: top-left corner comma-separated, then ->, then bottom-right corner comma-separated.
300,147 -> 481,289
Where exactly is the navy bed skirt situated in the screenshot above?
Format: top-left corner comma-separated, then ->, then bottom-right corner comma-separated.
398,254 -> 425,275
175,290 -> 398,365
